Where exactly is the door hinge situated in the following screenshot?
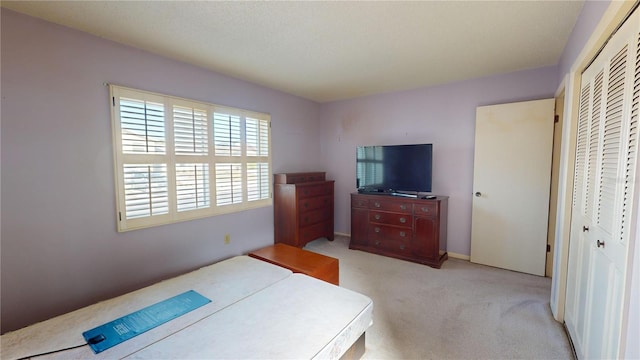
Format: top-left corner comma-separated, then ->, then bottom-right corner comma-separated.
547,244 -> 551,252
119,211 -> 122,221
554,115 -> 559,123
113,96 -> 116,106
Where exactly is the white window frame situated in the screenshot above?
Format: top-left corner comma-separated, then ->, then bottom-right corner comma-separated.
110,85 -> 272,231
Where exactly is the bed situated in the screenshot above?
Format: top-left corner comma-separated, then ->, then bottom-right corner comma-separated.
0,256 -> 373,360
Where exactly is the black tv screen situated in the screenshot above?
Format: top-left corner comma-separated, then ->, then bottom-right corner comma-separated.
356,144 -> 433,193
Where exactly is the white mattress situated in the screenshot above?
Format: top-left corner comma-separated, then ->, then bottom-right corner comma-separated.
2,256 -> 374,360
126,274 -> 374,360
1,256 -> 292,360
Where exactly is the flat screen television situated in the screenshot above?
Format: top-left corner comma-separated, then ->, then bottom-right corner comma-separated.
356,143 -> 433,194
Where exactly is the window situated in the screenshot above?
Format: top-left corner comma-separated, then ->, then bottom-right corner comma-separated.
110,85 -> 271,231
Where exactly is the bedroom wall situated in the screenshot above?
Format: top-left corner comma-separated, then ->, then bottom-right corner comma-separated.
318,67 -> 558,257
0,9 -> 321,334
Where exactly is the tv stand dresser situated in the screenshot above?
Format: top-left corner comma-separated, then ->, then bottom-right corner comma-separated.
350,193 -> 448,268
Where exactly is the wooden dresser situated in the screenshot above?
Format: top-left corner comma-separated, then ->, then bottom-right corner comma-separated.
350,193 -> 448,268
274,172 -> 334,247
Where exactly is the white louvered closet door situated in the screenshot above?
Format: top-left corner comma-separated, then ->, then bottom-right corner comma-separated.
565,8 -> 639,359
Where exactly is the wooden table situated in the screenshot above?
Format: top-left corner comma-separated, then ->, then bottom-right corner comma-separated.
248,243 -> 339,285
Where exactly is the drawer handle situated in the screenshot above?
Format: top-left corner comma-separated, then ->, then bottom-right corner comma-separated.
304,190 -> 309,195
400,244 -> 405,250
421,207 -> 430,213
400,231 -> 406,237
400,217 -> 406,223
304,202 -> 309,208
374,202 -> 381,208
375,241 -> 381,246
374,214 -> 381,220
374,227 -> 381,233
400,205 -> 407,210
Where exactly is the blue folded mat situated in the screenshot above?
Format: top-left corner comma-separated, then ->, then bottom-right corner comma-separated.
82,290 -> 211,354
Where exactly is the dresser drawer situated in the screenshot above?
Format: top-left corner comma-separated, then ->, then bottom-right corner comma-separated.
299,195 -> 331,212
298,183 -> 333,199
275,172 -> 325,184
370,211 -> 412,228
300,208 -> 331,226
300,221 -> 332,244
352,196 -> 369,209
369,224 -> 412,242
369,199 -> 412,213
368,227 -> 410,253
414,202 -> 438,216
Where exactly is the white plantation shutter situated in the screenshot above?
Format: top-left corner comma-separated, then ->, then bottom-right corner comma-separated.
174,105 -> 208,155
176,163 -> 210,211
245,117 -> 270,202
215,163 -> 243,206
123,164 -> 169,218
246,117 -> 269,156
111,85 -> 271,231
120,98 -> 166,154
213,112 -> 241,156
247,162 -> 270,201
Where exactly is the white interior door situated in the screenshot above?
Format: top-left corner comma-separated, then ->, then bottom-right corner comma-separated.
564,8 -> 639,359
470,99 -> 555,276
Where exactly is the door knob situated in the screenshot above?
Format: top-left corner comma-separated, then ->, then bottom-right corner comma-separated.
475,192 -> 482,197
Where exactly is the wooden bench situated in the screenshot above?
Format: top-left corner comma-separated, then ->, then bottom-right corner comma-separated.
248,243 -> 339,285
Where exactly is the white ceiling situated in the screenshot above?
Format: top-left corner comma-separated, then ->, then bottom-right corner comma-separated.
2,1 -> 584,103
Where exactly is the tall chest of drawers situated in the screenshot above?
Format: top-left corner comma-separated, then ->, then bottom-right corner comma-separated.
350,193 -> 448,268
274,172 -> 334,248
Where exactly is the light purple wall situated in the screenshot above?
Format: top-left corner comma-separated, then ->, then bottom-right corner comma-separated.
0,9 -> 321,333
557,0 -> 610,83
319,67 -> 558,256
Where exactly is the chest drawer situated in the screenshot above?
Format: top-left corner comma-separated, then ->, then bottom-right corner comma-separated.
300,222 -> 332,244
298,183 -> 333,199
369,199 -> 412,213
370,211 -> 412,228
299,208 -> 331,226
298,195 -> 331,212
275,172 -> 326,184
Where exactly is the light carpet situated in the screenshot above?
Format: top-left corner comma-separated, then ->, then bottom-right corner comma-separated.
304,235 -> 573,360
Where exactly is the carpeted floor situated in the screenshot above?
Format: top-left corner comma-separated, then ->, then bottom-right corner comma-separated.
304,235 -> 573,360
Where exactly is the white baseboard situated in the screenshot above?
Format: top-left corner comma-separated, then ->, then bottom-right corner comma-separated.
448,252 -> 470,261
335,232 -> 470,261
